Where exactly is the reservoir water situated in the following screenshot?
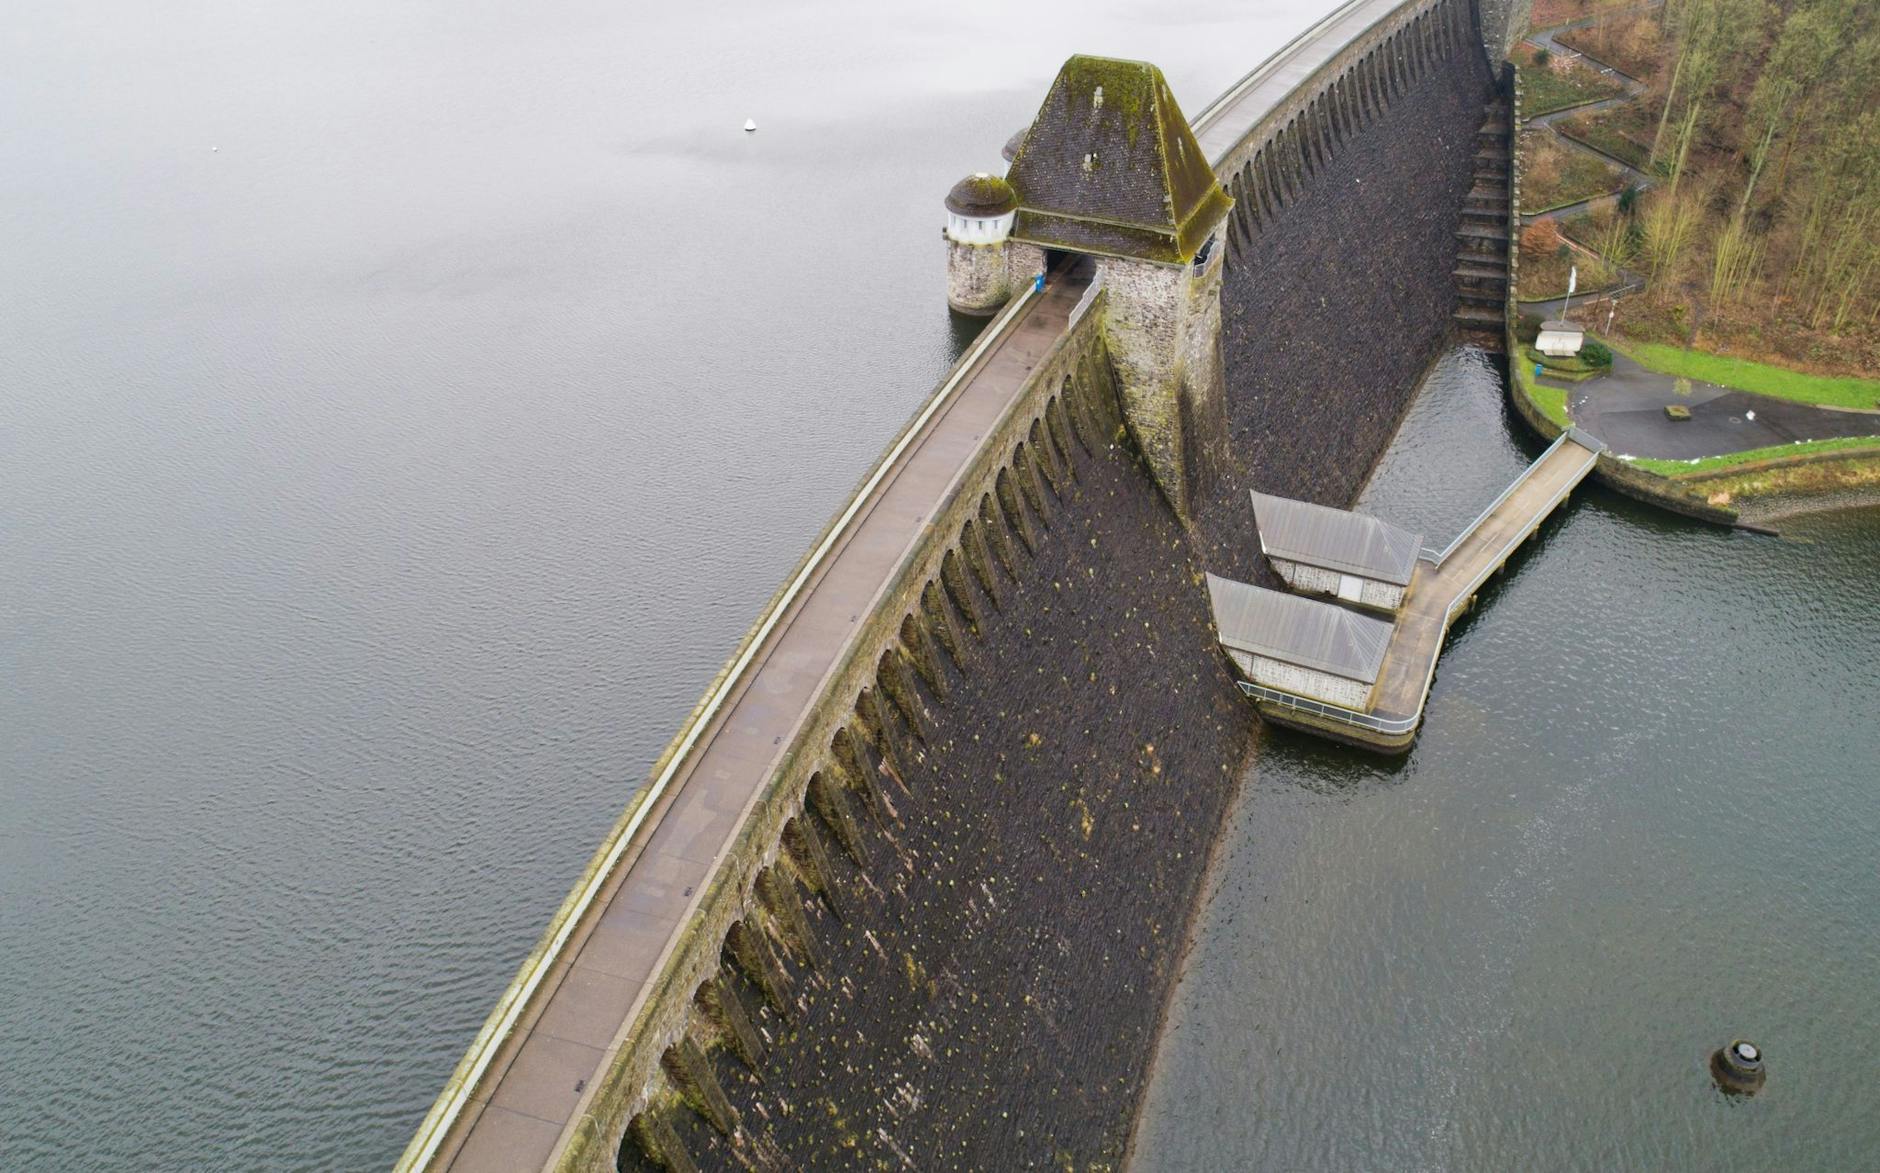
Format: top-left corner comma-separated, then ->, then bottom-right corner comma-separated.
1135,348 -> 1880,1170
0,1 -> 1335,1166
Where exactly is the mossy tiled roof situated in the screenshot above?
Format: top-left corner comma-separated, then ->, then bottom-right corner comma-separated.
946,172 -> 1019,216
1006,55 -> 1232,265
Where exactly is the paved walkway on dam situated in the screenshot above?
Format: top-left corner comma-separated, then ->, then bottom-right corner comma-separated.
1369,432 -> 1600,723
431,264 -> 1093,1172
1191,0 -> 1410,163
1555,352 -> 1880,461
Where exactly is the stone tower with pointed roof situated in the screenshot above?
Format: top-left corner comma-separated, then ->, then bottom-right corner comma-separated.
1006,55 -> 1234,515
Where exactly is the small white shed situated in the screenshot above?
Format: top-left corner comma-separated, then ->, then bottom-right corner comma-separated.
1536,319 -> 1585,357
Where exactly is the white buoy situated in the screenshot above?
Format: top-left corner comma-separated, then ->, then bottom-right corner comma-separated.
743,118 -> 757,133
1745,409 -> 1756,421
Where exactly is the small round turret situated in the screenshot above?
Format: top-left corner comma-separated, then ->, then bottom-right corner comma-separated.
944,173 -> 1018,244
943,172 -> 1021,316
1001,128 -> 1028,165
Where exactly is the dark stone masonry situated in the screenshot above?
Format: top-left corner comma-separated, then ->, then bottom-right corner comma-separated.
1197,47 -> 1492,578
628,38 -> 1492,1173
629,415 -> 1252,1171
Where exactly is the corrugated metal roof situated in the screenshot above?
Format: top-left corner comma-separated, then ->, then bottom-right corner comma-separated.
1250,492 -> 1422,586
1206,573 -> 1393,684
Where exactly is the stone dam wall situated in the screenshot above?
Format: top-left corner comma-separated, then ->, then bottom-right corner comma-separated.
1199,0 -> 1492,577
608,16 -> 1496,1173
623,376 -> 1255,1170
401,1 -> 1506,1168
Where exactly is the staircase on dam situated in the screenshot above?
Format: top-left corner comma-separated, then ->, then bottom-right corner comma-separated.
1453,100 -> 1514,349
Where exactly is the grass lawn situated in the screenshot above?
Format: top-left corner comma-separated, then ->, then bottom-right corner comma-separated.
1557,99 -> 1659,171
1523,344 -> 1604,380
1516,360 -> 1574,429
1554,12 -> 1664,81
1515,43 -> 1627,115
1610,339 -> 1880,411
1520,129 -> 1627,213
1624,436 -> 1880,476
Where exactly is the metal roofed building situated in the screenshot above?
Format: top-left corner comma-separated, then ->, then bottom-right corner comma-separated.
1250,491 -> 1422,612
1206,573 -> 1393,710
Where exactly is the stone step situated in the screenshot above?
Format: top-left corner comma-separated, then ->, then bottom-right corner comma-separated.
1453,306 -> 1505,326
1453,263 -> 1509,283
1457,286 -> 1505,307
1473,148 -> 1512,163
1479,121 -> 1511,135
1456,223 -> 1508,243
1455,252 -> 1509,270
1462,205 -> 1509,221
1457,328 -> 1508,353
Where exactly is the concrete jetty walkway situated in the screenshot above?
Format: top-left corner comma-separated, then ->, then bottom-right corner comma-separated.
1231,429 -> 1604,750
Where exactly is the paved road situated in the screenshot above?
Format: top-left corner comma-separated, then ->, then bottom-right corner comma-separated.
1551,351 -> 1880,459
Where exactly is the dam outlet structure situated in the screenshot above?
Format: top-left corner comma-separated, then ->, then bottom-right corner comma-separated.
398,0 -> 1529,1168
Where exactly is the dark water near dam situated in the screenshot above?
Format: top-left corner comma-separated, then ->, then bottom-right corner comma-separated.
0,1 -> 1334,1167
1136,348 -> 1880,1171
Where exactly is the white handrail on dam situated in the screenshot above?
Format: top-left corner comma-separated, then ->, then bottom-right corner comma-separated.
396,278 -> 1042,1172
1190,0 -> 1446,165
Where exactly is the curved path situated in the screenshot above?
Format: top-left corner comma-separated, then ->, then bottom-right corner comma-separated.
1520,3 -> 1880,462
1515,5 -> 1660,304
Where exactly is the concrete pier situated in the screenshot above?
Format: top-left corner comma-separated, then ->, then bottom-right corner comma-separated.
1222,429 -> 1605,751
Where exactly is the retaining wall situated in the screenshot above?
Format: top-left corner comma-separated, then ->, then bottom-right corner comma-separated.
625,369 -> 1255,1169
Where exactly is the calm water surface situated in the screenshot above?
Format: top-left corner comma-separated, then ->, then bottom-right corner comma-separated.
1135,348 -> 1880,1170
0,1 -> 1333,1166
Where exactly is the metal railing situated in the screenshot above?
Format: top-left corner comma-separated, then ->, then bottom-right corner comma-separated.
1237,680 -> 1422,735
1189,0 -> 1383,140
1244,434 -> 1602,740
1434,442 -> 1599,629
1419,429 -> 1604,566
